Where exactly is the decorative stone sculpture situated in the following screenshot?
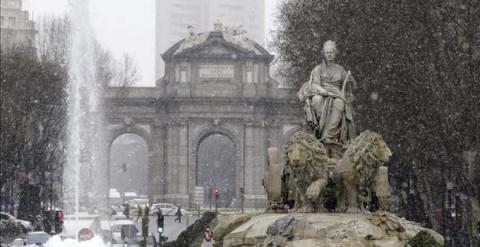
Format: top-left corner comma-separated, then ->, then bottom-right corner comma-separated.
285,131 -> 329,212
298,40 -> 357,146
263,148 -> 286,212
334,130 -> 392,213
221,212 -> 444,247
280,130 -> 391,213
263,215 -> 296,247
262,41 -> 395,214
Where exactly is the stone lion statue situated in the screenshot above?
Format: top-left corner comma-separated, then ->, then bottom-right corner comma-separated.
285,131 -> 329,212
335,130 -> 392,213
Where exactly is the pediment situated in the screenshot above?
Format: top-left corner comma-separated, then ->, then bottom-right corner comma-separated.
200,45 -> 235,54
162,31 -> 273,62
175,40 -> 250,57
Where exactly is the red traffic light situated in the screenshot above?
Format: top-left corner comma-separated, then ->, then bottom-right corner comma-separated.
213,188 -> 220,199
56,211 -> 63,221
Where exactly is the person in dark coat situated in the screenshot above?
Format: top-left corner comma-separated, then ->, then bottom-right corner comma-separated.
174,206 -> 182,223
123,204 -> 130,219
136,205 -> 143,222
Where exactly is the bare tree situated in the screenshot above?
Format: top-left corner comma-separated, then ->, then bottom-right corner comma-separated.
36,15 -> 71,67
113,53 -> 141,87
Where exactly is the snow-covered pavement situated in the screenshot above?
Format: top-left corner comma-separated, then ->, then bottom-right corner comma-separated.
53,212 -> 197,246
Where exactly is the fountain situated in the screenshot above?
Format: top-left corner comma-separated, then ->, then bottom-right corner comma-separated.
63,0 -> 106,242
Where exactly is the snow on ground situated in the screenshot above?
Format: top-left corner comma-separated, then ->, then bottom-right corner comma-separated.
46,235 -> 106,247
62,213 -> 98,239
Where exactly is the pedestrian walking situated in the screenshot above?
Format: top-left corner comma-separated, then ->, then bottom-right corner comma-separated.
123,204 -> 130,219
144,205 -> 150,217
136,205 -> 143,222
174,206 -> 182,223
201,224 -> 215,247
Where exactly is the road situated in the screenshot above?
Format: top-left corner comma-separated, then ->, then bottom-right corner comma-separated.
132,215 -> 199,243
62,213 -> 199,244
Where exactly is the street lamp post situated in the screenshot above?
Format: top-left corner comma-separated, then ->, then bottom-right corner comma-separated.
240,187 -> 244,214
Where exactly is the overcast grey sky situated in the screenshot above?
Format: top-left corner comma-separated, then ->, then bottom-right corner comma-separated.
22,0 -> 280,86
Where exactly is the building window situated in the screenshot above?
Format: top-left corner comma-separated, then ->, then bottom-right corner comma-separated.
8,16 -> 16,27
180,70 -> 187,83
245,61 -> 254,83
178,62 -> 189,83
246,71 -> 253,83
253,64 -> 259,83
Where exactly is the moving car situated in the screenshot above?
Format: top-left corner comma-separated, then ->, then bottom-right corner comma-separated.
150,203 -> 186,216
0,212 -> 32,233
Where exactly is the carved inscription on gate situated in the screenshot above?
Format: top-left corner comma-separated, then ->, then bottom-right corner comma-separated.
199,64 -> 234,79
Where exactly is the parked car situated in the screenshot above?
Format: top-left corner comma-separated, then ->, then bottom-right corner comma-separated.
0,219 -> 22,244
26,231 -> 50,246
10,238 -> 28,246
128,198 -> 149,208
150,203 -> 186,216
0,212 -> 32,233
127,199 -> 150,216
9,233 -> 50,247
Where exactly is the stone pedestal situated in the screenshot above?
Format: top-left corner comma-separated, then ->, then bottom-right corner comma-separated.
243,194 -> 267,209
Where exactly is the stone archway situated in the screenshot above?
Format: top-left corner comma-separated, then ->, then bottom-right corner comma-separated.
196,133 -> 236,207
109,134 -> 149,202
103,24 -> 305,208
106,124 -> 153,204
191,127 -> 242,207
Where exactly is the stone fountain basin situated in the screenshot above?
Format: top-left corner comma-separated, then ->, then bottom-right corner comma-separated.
221,212 -> 443,247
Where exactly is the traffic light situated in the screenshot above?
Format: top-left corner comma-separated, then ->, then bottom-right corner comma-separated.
157,213 -> 165,234
213,188 -> 220,212
56,210 -> 63,222
121,226 -> 126,240
214,188 -> 220,200
141,217 -> 148,237
54,210 -> 63,233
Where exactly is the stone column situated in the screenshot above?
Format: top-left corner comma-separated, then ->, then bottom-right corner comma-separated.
150,120 -> 166,202
164,120 -> 190,207
243,121 -> 267,208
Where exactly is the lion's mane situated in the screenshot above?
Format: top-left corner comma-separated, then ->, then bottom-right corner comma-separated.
342,130 -> 388,190
285,131 -> 328,166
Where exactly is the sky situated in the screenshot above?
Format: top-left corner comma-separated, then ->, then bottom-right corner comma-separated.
22,0 -> 280,87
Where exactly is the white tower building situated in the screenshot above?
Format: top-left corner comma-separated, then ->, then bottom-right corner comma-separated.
156,0 -> 265,80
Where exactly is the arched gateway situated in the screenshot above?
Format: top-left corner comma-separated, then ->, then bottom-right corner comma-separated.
104,24 -> 302,207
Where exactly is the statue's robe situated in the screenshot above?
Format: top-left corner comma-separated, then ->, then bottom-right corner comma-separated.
298,62 -> 356,144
